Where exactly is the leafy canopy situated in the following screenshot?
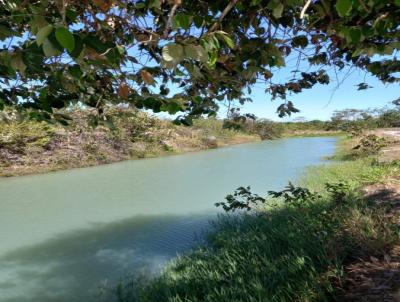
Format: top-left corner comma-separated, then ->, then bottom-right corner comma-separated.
0,0 -> 399,124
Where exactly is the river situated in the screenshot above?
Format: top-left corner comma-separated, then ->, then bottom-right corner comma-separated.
0,137 -> 337,302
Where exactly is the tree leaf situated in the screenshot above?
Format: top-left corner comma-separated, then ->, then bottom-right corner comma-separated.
272,3 -> 284,19
264,70 -> 273,79
0,25 -> 18,39
174,13 -> 191,30
162,43 -> 185,68
348,28 -> 362,44
140,69 -> 155,85
149,0 -> 162,8
55,27 -> 75,52
160,100 -> 182,114
69,35 -> 84,58
10,52 -> 26,75
336,0 -> 352,17
68,65 -> 82,79
43,39 -> 62,57
291,35 -> 308,48
162,43 -> 184,62
193,16 -> 203,28
216,31 -> 235,49
93,0 -> 113,11
184,45 -> 208,62
36,25 -> 53,46
118,83 -> 131,99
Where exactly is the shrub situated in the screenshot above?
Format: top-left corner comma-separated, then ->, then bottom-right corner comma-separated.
353,134 -> 389,156
253,119 -> 283,140
0,121 -> 56,154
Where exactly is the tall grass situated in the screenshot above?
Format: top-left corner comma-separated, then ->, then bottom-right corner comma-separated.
114,138 -> 400,302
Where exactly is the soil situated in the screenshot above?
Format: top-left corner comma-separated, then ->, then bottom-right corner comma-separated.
339,129 -> 400,301
374,128 -> 400,162
338,246 -> 400,302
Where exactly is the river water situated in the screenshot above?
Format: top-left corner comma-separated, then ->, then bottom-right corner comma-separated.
0,137 -> 337,302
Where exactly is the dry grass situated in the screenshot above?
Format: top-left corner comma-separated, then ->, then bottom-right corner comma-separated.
0,110 -> 260,177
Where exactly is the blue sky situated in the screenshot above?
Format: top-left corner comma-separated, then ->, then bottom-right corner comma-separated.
156,69 -> 399,122
235,69 -> 399,122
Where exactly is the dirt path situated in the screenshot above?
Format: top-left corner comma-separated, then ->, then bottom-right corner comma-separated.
374,128 -> 400,162
339,129 -> 400,301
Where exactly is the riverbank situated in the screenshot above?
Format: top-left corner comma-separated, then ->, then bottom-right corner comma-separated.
0,109 -> 261,177
115,135 -> 400,302
2,107 -> 354,178
285,129 -> 342,137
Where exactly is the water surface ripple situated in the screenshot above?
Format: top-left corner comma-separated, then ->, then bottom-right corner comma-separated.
0,137 -> 337,301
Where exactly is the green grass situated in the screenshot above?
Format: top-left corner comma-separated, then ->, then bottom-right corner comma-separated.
114,137 -> 400,302
302,136 -> 400,191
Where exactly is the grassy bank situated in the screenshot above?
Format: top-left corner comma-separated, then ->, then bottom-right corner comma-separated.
0,109 -> 260,177
114,136 -> 400,302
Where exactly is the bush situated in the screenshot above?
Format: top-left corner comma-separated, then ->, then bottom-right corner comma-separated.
353,134 -> 389,156
253,119 -> 284,140
0,121 -> 56,154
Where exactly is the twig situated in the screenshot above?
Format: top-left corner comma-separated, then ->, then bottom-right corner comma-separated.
358,0 -> 369,12
209,0 -> 239,32
163,1 -> 181,38
300,0 -> 312,19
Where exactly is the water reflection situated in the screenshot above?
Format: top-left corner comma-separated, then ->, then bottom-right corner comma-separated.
0,214 -> 211,302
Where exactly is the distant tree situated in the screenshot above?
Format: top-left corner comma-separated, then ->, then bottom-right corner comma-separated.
331,109 -> 368,122
292,116 -> 307,123
393,98 -> 400,108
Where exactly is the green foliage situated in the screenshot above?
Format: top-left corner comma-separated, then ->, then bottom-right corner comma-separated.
215,182 -> 321,212
325,182 -> 351,204
222,108 -> 283,140
353,134 -> 389,155
192,117 -> 238,139
282,107 -> 400,135
215,186 -> 266,212
0,0 -> 399,122
268,182 -> 321,205
55,27 -> 75,52
0,120 -> 55,155
253,119 -> 284,140
336,0 -> 353,17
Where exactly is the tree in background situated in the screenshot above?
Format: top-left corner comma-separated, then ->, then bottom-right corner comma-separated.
0,0 -> 398,125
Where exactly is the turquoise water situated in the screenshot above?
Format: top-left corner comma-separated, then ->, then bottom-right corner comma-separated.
0,137 -> 337,301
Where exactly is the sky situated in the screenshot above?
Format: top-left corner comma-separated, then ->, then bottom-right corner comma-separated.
155,68 -> 399,122
232,69 -> 400,122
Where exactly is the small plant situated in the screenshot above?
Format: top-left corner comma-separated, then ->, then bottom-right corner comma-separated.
325,182 -> 351,204
216,182 -> 321,212
268,182 -> 321,205
215,186 -> 266,212
353,134 -> 389,155
254,119 -> 284,140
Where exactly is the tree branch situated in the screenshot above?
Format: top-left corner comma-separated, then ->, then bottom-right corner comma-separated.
163,1 -> 181,39
209,0 -> 239,32
300,0 -> 312,19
